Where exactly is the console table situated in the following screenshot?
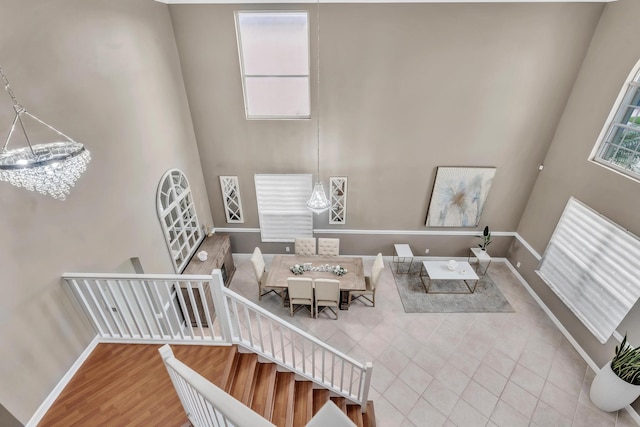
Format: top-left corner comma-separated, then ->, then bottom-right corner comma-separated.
183,233 -> 235,285
180,233 -> 235,326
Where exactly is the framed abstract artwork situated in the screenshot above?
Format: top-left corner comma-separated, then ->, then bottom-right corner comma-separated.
425,167 -> 496,227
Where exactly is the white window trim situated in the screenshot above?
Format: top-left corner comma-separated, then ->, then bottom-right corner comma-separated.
590,59 -> 640,183
234,10 -> 311,120
156,169 -> 203,273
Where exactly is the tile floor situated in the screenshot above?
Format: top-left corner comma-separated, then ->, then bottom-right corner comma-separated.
229,256 -> 638,427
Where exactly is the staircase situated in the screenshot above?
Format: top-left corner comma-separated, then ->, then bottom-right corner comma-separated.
222,345 -> 376,427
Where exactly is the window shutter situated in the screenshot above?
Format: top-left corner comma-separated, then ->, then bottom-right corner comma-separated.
537,197 -> 640,344
254,174 -> 313,242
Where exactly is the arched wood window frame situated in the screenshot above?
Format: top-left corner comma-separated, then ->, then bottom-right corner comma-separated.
157,169 -> 203,273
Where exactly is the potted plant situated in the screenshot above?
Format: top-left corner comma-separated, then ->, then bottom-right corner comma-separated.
478,226 -> 492,251
590,334 -> 640,412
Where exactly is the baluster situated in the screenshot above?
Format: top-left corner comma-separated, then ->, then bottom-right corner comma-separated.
105,279 -> 132,337
78,278 -> 111,337
165,280 -> 186,339
116,279 -> 144,338
140,280 -> 164,338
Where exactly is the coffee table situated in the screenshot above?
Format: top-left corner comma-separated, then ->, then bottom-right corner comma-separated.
420,260 -> 480,294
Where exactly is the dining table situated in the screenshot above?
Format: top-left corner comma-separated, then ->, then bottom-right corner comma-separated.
265,255 -> 366,310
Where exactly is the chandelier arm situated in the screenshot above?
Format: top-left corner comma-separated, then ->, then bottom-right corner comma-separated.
16,112 -> 37,156
2,112 -> 20,152
23,111 -> 78,143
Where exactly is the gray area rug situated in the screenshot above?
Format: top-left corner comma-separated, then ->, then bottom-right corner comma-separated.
392,262 -> 515,313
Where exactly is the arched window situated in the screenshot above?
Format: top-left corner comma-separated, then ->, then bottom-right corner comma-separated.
157,169 -> 203,273
591,60 -> 640,180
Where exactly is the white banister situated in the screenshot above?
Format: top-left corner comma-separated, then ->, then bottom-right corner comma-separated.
159,344 -> 276,427
216,280 -> 370,404
64,269 -> 373,410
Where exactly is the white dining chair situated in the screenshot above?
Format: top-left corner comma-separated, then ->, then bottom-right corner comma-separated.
287,277 -> 314,317
251,247 -> 281,301
349,253 -> 383,307
318,238 -> 340,256
314,278 -> 340,319
295,237 -> 316,256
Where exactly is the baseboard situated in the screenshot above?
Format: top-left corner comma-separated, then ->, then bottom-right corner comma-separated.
503,260 -> 640,424
504,260 -> 599,371
26,335 -> 100,427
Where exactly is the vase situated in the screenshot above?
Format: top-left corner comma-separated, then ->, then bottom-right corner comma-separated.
590,361 -> 640,412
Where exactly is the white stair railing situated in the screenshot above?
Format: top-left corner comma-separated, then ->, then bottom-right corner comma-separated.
222,288 -> 373,408
64,269 -> 373,411
63,273 -> 228,344
159,344 -> 275,427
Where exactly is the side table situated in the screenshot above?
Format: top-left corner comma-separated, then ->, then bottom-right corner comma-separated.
468,247 -> 491,276
393,244 -> 414,274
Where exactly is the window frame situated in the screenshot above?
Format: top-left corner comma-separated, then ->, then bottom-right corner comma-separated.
234,10 -> 311,120
156,169 -> 203,273
590,60 -> 640,181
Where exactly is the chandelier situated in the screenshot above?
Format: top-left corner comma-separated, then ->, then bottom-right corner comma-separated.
306,0 -> 331,215
0,67 -> 91,200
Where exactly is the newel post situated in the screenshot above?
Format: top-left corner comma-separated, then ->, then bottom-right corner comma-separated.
209,270 -> 234,343
360,362 -> 374,413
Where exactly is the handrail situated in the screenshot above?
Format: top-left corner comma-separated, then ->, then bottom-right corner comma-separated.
222,287 -> 364,368
220,284 -> 371,406
159,345 -> 275,427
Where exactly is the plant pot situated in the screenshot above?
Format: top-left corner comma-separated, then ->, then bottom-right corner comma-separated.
590,361 -> 640,412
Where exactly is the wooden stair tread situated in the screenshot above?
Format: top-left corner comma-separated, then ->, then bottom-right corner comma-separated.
221,345 -> 239,390
312,389 -> 330,415
362,401 -> 376,427
330,396 -> 348,413
293,381 -> 313,427
347,405 -> 364,427
228,353 -> 259,405
271,372 -> 295,427
250,363 -> 277,419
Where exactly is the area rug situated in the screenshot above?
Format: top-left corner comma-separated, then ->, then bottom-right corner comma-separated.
391,262 -> 515,313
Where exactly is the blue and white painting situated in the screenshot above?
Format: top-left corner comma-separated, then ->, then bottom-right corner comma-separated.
426,167 -> 496,227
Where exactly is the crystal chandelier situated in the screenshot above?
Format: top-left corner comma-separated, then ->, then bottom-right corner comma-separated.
0,67 -> 90,200
306,0 -> 330,215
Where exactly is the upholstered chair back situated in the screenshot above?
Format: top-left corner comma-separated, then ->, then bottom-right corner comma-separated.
318,238 -> 340,256
295,237 -> 316,256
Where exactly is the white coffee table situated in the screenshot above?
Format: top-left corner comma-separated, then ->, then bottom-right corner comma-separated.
420,260 -> 480,294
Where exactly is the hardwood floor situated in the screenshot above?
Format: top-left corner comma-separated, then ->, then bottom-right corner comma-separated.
38,343 -> 234,427
38,342 -> 376,427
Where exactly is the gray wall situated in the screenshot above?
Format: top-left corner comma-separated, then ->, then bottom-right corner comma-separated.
0,0 -> 211,422
169,2 -> 602,256
510,0 -> 640,412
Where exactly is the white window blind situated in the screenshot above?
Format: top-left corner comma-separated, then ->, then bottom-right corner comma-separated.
254,174 -> 313,242
537,197 -> 640,344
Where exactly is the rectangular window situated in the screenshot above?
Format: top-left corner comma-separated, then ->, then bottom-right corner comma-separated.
537,197 -> 640,344
235,11 -> 310,119
254,174 -> 313,242
592,67 -> 640,180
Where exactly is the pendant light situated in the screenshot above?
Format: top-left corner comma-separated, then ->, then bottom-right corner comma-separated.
306,0 -> 330,215
0,66 -> 91,200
